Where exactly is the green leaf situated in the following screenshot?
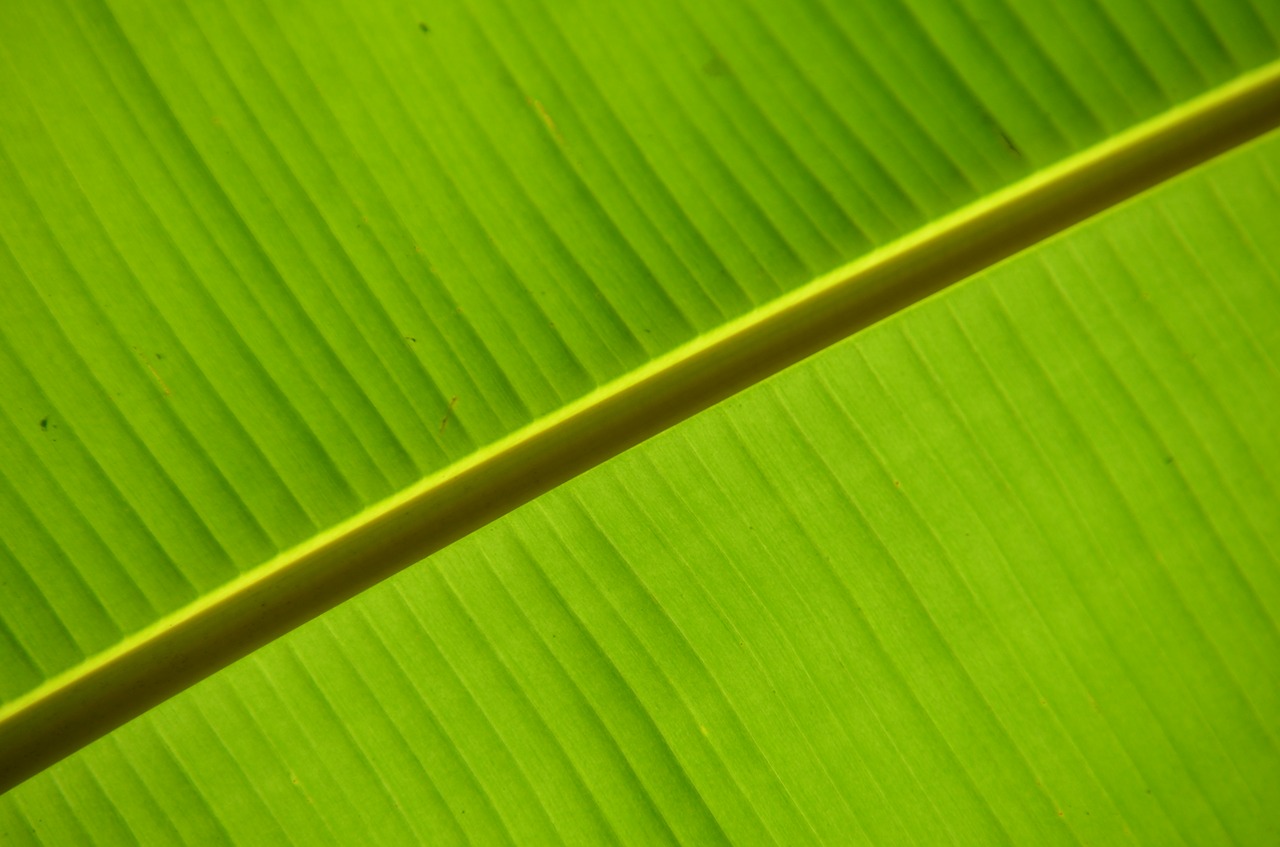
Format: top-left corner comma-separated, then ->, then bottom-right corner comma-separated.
1,0 -> 1278,839
6,124 -> 1278,845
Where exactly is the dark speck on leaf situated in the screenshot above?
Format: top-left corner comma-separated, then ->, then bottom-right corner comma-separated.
405,336 -> 417,343
39,417 -> 48,431
156,353 -> 165,359
419,21 -> 430,33
1164,456 -> 1174,465
998,129 -> 1021,157
440,395 -> 458,433
702,55 -> 731,78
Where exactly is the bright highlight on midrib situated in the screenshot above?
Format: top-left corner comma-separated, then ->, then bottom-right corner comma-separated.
2,57 -> 1280,795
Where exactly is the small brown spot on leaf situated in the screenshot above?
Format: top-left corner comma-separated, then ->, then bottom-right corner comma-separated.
133,347 -> 171,396
440,396 -> 458,432
702,54 -> 731,77
998,129 -> 1021,157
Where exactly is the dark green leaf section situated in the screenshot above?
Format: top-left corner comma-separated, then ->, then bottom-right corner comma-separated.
2,0 -> 1278,708
4,128 -> 1276,845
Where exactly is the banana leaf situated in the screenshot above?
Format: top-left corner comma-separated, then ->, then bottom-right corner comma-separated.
1,0 -> 1278,841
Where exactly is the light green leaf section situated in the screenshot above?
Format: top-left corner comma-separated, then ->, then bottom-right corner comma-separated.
4,128 -> 1277,844
2,0 -> 1280,819
1,0 -> 1277,705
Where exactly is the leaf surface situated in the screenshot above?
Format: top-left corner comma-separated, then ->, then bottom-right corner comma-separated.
3,124 -> 1278,845
0,0 -> 1278,818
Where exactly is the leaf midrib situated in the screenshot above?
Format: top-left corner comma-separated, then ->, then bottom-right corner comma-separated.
3,58 -> 1280,795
